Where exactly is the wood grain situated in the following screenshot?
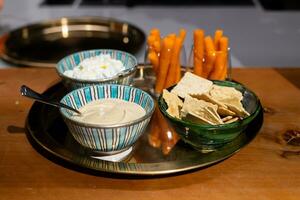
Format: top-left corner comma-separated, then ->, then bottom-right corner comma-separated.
0,68 -> 300,200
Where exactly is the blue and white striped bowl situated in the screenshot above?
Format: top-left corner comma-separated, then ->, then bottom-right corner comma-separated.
56,49 -> 138,90
59,84 -> 155,154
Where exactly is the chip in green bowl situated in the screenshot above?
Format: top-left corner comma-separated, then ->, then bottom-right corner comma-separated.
158,80 -> 262,151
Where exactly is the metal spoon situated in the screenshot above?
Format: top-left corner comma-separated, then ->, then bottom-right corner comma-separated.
20,85 -> 81,115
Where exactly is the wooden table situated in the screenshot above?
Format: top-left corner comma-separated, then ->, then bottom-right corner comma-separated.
0,68 -> 299,200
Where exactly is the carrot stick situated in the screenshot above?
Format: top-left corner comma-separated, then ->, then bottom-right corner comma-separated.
209,51 -> 226,80
220,36 -> 229,52
219,36 -> 229,80
150,28 -> 160,38
150,29 -> 160,45
155,37 -> 175,94
202,36 -> 216,78
193,29 -> 205,77
214,29 -> 223,51
150,29 -> 161,53
209,36 -> 229,80
166,33 -> 176,41
148,51 -> 159,73
175,29 -> 186,82
219,63 -> 228,80
165,29 -> 186,88
164,36 -> 181,88
147,35 -> 156,48
153,40 -> 161,53
147,29 -> 161,72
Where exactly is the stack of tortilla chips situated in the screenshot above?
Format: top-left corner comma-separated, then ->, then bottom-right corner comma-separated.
162,72 -> 249,125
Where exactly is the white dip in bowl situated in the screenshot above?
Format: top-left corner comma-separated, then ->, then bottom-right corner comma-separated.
63,54 -> 125,80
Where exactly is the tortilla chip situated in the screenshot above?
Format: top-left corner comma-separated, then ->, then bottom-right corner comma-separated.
191,93 -> 227,109
209,85 -> 243,102
226,103 -> 250,118
171,72 -> 213,98
181,96 -> 223,125
217,106 -> 236,117
185,111 -> 217,125
162,89 -> 183,119
203,107 -> 224,124
209,85 -> 249,118
221,116 -> 233,122
224,117 -> 239,124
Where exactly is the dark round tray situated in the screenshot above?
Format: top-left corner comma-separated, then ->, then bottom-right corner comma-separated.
25,67 -> 263,177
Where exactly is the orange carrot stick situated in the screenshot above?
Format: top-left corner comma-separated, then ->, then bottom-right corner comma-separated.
150,28 -> 160,37
147,35 -> 156,48
165,29 -> 186,88
193,29 -> 205,77
164,36 -> 181,88
202,36 -> 216,78
220,36 -> 229,52
150,28 -> 161,53
214,29 -> 223,50
219,36 -> 229,80
153,40 -> 161,53
209,51 -> 226,80
219,62 -> 228,80
148,51 -> 159,73
150,28 -> 160,45
166,33 -> 176,41
175,29 -> 187,82
209,36 -> 229,80
155,37 -> 175,94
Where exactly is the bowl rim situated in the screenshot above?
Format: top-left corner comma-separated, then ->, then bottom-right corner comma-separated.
56,49 -> 138,83
158,80 -> 261,130
59,84 -> 155,128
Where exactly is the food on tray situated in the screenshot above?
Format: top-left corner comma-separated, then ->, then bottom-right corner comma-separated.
63,54 -> 125,80
193,29 -> 229,80
147,28 -> 230,92
147,28 -> 187,94
193,29 -> 205,76
163,72 -> 249,125
72,98 -> 145,125
171,71 -> 213,98
181,95 -> 223,125
162,90 -> 183,119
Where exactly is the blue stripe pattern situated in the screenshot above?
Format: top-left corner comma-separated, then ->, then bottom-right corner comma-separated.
60,84 -> 155,153
56,49 -> 137,90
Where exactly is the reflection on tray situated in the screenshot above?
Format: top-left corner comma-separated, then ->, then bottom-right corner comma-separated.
148,108 -> 180,155
134,65 -> 180,155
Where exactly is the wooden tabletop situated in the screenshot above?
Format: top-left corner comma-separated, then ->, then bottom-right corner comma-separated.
0,67 -> 300,200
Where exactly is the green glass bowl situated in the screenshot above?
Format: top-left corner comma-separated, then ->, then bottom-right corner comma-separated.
158,80 -> 262,151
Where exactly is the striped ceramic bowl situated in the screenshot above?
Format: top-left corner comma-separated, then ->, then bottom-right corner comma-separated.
59,84 -> 155,154
56,49 -> 138,90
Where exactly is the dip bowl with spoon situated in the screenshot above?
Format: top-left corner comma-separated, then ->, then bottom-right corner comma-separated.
58,84 -> 155,156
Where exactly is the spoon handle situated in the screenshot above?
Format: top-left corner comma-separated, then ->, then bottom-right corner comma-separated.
20,85 -> 81,115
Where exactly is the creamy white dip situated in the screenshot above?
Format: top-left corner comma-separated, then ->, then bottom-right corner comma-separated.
72,99 -> 146,125
63,54 -> 125,80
